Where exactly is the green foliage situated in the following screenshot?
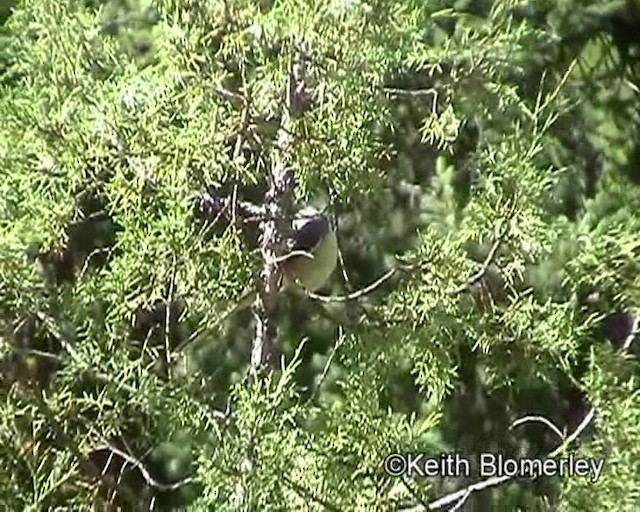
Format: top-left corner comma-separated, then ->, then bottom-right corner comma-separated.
2,0 -> 640,510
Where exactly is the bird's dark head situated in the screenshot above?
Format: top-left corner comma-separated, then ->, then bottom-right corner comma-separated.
289,207 -> 330,253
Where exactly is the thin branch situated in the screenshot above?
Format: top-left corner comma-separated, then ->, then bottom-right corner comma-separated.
92,443 -> 196,492
424,313 -> 638,511
308,325 -> 346,404
383,87 -> 438,98
34,311 -> 79,359
621,316 -> 638,350
449,488 -> 473,512
214,85 -> 249,108
232,92 -> 252,170
335,226 -> 351,289
446,219 -> 510,295
323,186 -> 352,290
548,408 -> 595,459
201,191 -> 267,221
304,267 -> 397,303
164,255 -> 177,380
510,415 -> 565,443
172,317 -> 210,355
231,183 -> 239,229
13,347 -> 64,362
426,474 -> 513,510
31,386 -> 141,509
78,247 -> 113,279
140,321 -> 157,362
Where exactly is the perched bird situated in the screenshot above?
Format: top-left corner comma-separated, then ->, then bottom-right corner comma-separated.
225,205 -> 338,316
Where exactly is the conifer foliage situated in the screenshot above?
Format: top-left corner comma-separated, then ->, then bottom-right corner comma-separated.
1,0 -> 640,510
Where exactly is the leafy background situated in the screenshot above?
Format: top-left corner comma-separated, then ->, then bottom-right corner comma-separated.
1,0 -> 640,510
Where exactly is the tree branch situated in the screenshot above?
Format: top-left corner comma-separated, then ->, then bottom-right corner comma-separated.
510,415 -> 565,443
250,40 -> 309,374
31,386 -> 141,509
421,313 -> 638,511
307,325 -> 346,404
382,87 -> 438,98
91,442 -> 196,492
304,267 -> 397,303
447,219 -> 510,296
164,255 -> 177,380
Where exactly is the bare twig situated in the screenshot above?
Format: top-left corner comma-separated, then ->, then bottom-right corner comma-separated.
34,311 -> 79,359
78,247 -> 113,279
336,228 -> 351,289
548,408 -> 595,459
323,185 -> 352,290
13,347 -> 64,362
447,220 -> 510,296
302,267 -> 397,303
140,322 -> 156,362
164,256 -> 177,380
449,488 -> 473,511
423,313 -> 638,511
510,415 -> 565,443
92,443 -> 196,492
383,87 -> 438,98
31,386 -> 141,508
308,325 -> 346,404
214,85 -> 249,108
427,475 -> 512,511
232,92 -> 252,170
172,316 -> 211,355
231,183 -> 239,228
621,317 -> 638,351
400,476 -> 430,510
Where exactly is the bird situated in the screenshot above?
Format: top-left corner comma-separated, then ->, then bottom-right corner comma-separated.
223,205 -> 338,318
173,204 -> 338,358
